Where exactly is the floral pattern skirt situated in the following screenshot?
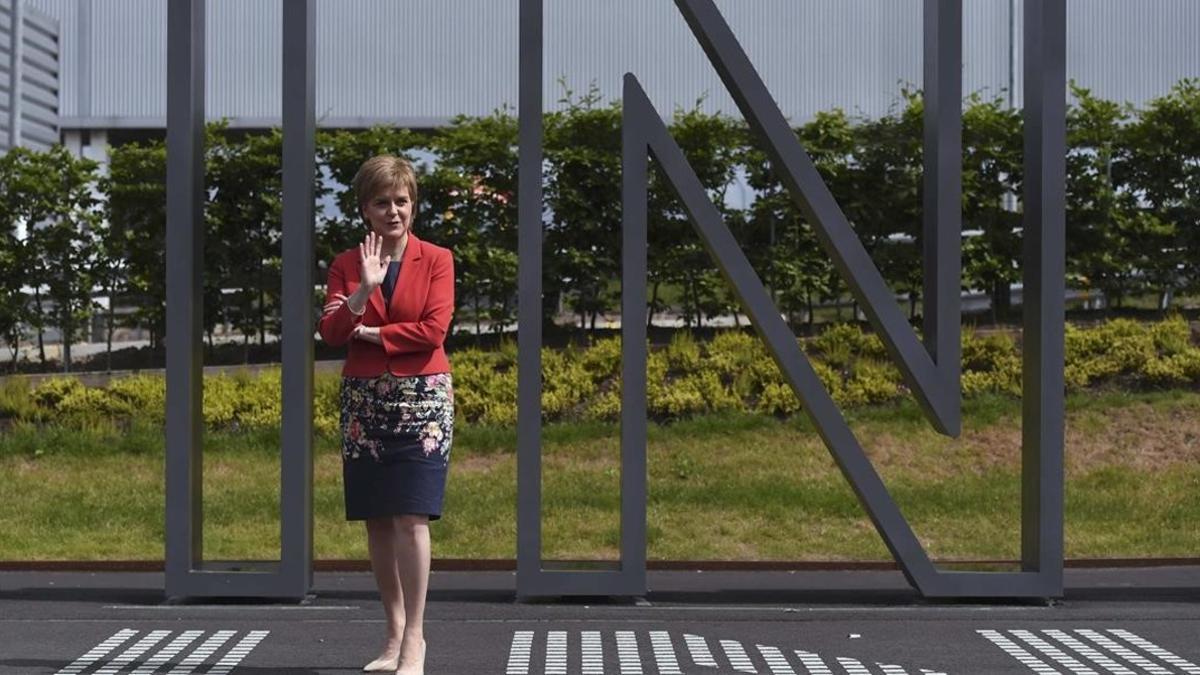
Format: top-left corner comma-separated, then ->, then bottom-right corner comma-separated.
340,371 -> 453,521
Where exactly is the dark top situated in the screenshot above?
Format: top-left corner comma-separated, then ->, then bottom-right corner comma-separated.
381,260 -> 402,305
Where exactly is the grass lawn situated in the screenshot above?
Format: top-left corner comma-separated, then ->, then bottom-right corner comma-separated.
1,390 -> 1197,563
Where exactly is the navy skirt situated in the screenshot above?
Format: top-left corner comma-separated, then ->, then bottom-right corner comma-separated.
340,372 -> 454,521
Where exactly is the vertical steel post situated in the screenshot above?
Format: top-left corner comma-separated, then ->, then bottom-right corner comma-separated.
164,0 -> 205,600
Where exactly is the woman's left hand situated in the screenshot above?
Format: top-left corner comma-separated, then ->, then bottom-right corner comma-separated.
351,325 -> 383,345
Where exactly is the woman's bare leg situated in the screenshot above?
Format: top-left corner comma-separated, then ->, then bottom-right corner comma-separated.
393,513 -> 431,670
365,517 -> 406,662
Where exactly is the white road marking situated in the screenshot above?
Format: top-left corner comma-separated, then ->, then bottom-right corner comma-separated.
650,630 -> 683,674
129,631 -> 205,675
758,644 -> 797,674
878,665 -> 910,674
978,629 -> 1062,674
617,630 -> 643,674
1109,629 -> 1200,674
54,628 -> 138,675
722,639 -> 758,672
1011,629 -> 1099,674
1075,629 -> 1172,675
505,630 -> 534,675
164,630 -> 235,675
93,630 -> 170,675
545,630 -> 568,675
836,656 -> 873,674
795,649 -> 835,675
1042,630 -> 1137,675
581,630 -> 604,675
204,631 -> 270,675
685,633 -> 718,667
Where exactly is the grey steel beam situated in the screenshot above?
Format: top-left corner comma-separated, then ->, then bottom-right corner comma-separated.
166,0 -> 315,600
279,0 -> 316,598
515,0 -> 544,599
164,0 -> 206,601
1020,0 -> 1066,586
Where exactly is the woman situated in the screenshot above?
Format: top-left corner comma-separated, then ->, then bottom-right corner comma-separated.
317,155 -> 454,675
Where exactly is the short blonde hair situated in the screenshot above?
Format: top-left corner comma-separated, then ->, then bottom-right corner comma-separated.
351,154 -> 419,221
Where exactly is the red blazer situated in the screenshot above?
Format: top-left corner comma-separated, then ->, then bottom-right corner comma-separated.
317,233 -> 454,377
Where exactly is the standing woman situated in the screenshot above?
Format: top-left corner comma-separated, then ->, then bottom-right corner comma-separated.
317,155 -> 454,675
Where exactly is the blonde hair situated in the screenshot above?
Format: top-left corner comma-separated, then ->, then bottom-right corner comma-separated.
351,154 -> 419,221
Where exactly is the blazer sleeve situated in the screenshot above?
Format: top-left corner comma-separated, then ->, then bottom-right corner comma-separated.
380,248 -> 454,355
316,256 -> 364,347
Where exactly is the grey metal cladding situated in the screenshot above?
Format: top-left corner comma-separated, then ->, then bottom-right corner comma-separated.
23,0 -> 1200,128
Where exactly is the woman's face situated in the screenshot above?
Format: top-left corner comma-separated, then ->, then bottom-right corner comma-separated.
361,184 -> 413,240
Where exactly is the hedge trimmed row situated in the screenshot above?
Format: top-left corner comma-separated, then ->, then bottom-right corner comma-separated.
2,317 -> 1197,433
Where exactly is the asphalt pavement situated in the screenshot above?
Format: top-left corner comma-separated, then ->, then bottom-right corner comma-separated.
2,566 -> 1198,674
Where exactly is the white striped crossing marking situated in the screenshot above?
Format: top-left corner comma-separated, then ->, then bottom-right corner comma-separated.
205,631 -> 270,675
650,630 -> 683,674
1042,629 -> 1137,675
582,630 -> 604,675
978,629 -> 1063,674
54,629 -> 138,675
165,630 -> 236,675
758,644 -> 797,674
1109,629 -> 1200,674
836,656 -> 873,675
504,630 -> 944,675
1011,629 -> 1099,675
721,638 -> 758,672
985,628 -> 1200,675
616,630 -> 644,674
795,649 -> 834,675
1074,629 -> 1171,675
685,633 -> 718,667
60,630 -> 265,675
93,630 -> 171,675
545,631 -> 568,675
506,630 -> 535,675
129,631 -> 205,675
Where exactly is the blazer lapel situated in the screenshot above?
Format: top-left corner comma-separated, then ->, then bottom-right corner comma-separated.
386,233 -> 424,321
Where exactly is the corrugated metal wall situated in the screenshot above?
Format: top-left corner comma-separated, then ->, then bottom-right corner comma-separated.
17,0 -> 1200,129
1,0 -> 59,151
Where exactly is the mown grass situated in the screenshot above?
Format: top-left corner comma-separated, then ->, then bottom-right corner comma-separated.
1,390 -> 1197,562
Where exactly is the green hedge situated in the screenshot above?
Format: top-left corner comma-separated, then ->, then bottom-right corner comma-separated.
2,317 -> 1197,432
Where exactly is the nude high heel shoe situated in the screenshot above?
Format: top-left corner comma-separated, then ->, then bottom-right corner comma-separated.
395,638 -> 425,675
362,651 -> 400,672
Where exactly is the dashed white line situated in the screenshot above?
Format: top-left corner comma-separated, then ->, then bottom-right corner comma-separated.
545,630 -> 568,675
878,664 -> 910,675
836,656 -> 872,674
978,629 -> 1062,674
1011,629 -> 1099,675
205,631 -> 270,675
722,639 -> 758,673
617,630 -> 644,674
54,629 -> 138,675
505,630 -> 534,675
129,630 -> 204,675
1108,629 -> 1200,674
650,631 -> 683,674
581,630 -> 604,675
685,633 -> 718,667
1075,629 -> 1172,675
1042,629 -> 1137,675
758,644 -> 797,674
164,630 -> 235,675
93,630 -> 170,675
795,649 -> 834,675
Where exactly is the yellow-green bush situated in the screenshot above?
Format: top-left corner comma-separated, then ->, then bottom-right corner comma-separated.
3,317 -> 1196,430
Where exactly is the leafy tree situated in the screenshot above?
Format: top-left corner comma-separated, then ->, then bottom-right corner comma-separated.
1120,78 -> 1200,305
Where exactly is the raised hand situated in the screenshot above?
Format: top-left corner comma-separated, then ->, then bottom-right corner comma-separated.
358,231 -> 392,290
